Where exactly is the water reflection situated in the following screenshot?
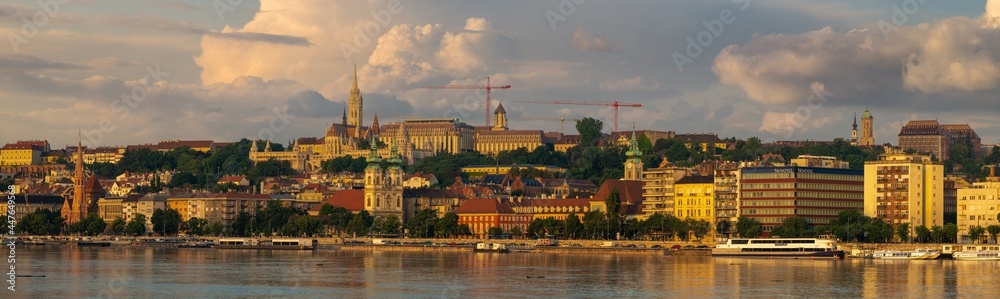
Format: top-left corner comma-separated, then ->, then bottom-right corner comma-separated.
15,247 -> 1000,298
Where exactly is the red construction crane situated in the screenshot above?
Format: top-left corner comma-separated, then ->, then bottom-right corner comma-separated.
424,77 -> 511,127
512,100 -> 643,132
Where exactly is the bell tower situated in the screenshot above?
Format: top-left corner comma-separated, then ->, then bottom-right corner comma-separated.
624,129 -> 644,181
348,64 -> 363,127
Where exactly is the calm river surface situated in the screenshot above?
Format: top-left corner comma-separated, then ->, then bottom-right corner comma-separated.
10,246 -> 1000,298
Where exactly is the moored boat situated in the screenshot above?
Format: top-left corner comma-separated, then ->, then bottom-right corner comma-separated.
712,238 -> 845,259
953,250 -> 1000,261
216,238 -> 314,250
473,243 -> 510,253
871,249 -> 941,260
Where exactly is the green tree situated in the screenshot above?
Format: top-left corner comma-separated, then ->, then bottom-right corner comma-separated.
987,225 -> 1000,244
151,208 -> 183,236
110,217 -> 127,236
716,219 -> 732,238
582,211 -> 607,239
915,225 -> 931,243
345,211 -> 374,237
488,227 -> 503,237
771,216 -> 811,238
319,205 -> 353,235
435,212 -> 460,238
169,171 -> 198,188
604,187 -> 622,238
206,221 -> 224,236
564,213 -> 583,239
896,223 -> 911,243
371,216 -> 401,235
182,217 -> 209,236
14,208 -> 64,235
576,117 -> 604,147
968,225 -> 987,244
406,209 -> 439,238
735,216 -> 763,238
287,215 -> 323,237
126,214 -> 147,236
689,219 -> 712,240
67,214 -> 106,236
942,223 -> 958,243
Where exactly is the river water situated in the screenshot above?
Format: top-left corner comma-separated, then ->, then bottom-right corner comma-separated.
9,246 -> 1000,298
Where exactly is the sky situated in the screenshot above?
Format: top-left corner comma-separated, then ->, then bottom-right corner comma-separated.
1,0 -> 998,149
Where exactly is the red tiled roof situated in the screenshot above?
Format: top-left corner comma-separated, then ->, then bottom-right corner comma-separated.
592,179 -> 644,204
1,144 -> 43,151
217,175 -> 247,183
312,190 -> 364,212
454,198 -> 515,214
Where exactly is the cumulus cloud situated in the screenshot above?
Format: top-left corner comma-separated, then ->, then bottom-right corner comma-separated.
715,1 -> 1000,106
571,29 -> 621,52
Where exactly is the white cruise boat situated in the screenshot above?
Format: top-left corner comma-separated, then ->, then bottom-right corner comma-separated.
871,249 -> 940,260
953,250 -> 1000,261
712,238 -> 845,259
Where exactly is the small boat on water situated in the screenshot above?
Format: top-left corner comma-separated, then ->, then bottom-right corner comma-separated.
216,238 -> 314,250
712,238 -> 845,259
953,250 -> 1000,261
473,243 -> 510,253
871,249 -> 940,260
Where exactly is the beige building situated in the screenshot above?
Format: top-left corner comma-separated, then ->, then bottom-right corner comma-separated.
714,162 -> 739,226
641,158 -> 690,219
167,193 -> 273,231
956,179 -> 1000,243
790,155 -> 850,169
864,149 -> 945,234
122,194 -> 167,233
97,196 -> 128,223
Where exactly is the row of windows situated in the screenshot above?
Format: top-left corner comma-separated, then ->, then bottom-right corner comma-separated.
960,195 -> 999,200
676,209 -> 712,218
797,173 -> 862,181
797,200 -> 862,208
677,198 -> 713,206
797,209 -> 844,216
742,209 -> 795,215
742,191 -> 861,200
742,200 -> 795,207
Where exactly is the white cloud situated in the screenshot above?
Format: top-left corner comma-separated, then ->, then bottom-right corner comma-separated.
571,29 -> 621,52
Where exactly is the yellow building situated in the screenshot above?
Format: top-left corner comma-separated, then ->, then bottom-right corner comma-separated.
957,180 -> 1000,243
474,103 -> 553,155
460,164 -> 567,177
674,175 -> 715,223
864,148 -> 945,233
675,133 -> 729,152
0,143 -> 43,166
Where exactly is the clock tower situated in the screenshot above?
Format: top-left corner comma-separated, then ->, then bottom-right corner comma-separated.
624,131 -> 643,181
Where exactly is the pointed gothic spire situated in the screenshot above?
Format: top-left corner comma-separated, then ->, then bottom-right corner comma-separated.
250,139 -> 258,152
351,63 -> 360,92
494,102 -> 506,114
75,130 -> 84,179
371,114 -> 380,135
342,107 -> 348,126
264,140 -> 271,152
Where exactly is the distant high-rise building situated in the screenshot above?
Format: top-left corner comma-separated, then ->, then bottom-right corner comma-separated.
898,120 -> 981,161
864,148 -> 944,237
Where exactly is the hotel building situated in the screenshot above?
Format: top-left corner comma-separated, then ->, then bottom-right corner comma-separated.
740,156 -> 863,232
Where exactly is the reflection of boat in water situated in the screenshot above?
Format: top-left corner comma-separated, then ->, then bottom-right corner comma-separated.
954,250 -> 1000,261
712,238 -> 845,259
178,241 -> 216,248
216,238 -> 314,250
473,243 -> 510,253
76,240 -> 111,247
871,249 -> 940,260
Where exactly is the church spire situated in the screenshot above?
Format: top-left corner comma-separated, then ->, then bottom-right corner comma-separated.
852,112 -> 858,130
351,63 -> 359,92
342,107 -> 348,126
348,63 -> 363,127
